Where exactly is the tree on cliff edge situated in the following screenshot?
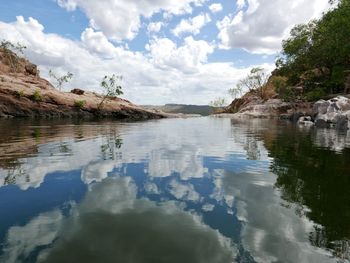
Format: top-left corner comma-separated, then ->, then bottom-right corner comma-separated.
276,0 -> 350,96
98,74 -> 123,110
235,67 -> 268,98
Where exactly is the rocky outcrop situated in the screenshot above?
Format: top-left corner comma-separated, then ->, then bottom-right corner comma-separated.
0,48 -> 167,119
224,92 -> 263,114
24,62 -> 39,76
312,96 -> 350,129
295,96 -> 350,129
71,88 -> 85,95
219,95 -> 312,121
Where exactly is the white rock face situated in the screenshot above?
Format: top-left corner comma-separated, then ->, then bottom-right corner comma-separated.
313,96 -> 350,129
237,99 -> 291,118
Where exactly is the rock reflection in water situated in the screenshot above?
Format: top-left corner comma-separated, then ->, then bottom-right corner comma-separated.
263,122 -> 350,260
0,118 -> 349,263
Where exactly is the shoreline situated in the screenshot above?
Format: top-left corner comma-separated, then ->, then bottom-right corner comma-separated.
213,95 -> 350,130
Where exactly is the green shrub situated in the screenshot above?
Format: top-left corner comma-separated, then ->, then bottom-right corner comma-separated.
272,76 -> 296,102
15,90 -> 24,98
31,90 -> 42,102
304,88 -> 327,101
278,86 -> 296,102
74,100 -> 86,109
272,76 -> 287,91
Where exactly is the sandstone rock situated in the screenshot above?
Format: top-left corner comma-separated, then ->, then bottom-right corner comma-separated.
25,63 -> 38,76
0,50 -> 167,120
71,88 -> 85,95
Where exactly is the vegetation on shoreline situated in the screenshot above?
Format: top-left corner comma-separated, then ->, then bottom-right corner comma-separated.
274,0 -> 350,101
0,42 -> 167,119
228,0 -> 350,105
49,70 -> 73,91
98,74 -> 123,110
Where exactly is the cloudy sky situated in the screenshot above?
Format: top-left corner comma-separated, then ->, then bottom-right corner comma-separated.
0,0 -> 329,105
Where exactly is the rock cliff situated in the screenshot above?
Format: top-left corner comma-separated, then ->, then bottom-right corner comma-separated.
0,48 -> 166,119
220,90 -> 313,121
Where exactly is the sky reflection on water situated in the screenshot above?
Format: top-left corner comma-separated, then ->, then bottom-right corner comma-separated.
0,117 -> 349,263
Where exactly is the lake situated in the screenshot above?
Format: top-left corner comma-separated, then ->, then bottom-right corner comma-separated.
0,117 -> 349,263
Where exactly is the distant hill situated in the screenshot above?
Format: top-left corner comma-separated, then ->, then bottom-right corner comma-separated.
144,104 -> 218,116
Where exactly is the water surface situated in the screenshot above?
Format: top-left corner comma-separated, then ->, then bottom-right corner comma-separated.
0,117 -> 349,263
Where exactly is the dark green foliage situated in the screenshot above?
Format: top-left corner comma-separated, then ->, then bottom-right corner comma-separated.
270,76 -> 299,102
267,125 -> 350,258
279,87 -> 296,102
276,0 -> 350,98
304,87 -> 327,101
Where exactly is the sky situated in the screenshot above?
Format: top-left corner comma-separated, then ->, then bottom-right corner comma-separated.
0,0 -> 330,105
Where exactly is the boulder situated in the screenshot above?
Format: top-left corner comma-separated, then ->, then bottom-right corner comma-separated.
298,116 -> 314,126
71,88 -> 85,95
25,63 -> 38,76
314,96 -> 350,129
313,100 -> 330,115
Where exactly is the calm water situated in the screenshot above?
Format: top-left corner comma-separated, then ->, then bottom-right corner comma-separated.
0,117 -> 349,263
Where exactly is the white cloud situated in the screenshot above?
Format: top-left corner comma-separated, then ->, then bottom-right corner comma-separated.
1,118 -> 340,262
169,179 -> 201,202
236,0 -> 246,10
147,36 -> 214,72
56,0 -> 77,11
172,13 -> 211,37
217,0 -> 330,54
2,176 -> 236,263
1,210 -> 64,263
81,27 -> 117,57
202,203 -> 215,212
56,0 -> 205,41
147,22 -> 164,33
209,3 -> 223,13
0,16 -> 264,105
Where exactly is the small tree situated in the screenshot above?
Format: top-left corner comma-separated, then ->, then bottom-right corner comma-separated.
0,40 -> 27,72
49,70 -> 73,91
228,85 -> 243,99
209,97 -> 227,107
237,67 -> 269,98
98,74 -> 123,110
